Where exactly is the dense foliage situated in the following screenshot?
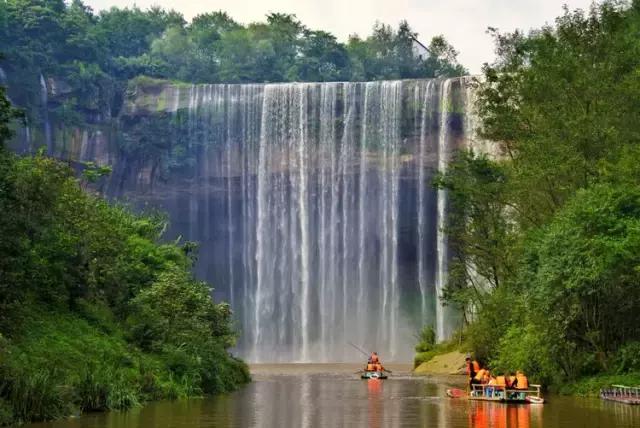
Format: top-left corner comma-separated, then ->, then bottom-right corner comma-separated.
436,0 -> 640,389
0,0 -> 465,124
0,91 -> 248,424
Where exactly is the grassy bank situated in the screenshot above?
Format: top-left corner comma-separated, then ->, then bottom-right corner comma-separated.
555,373 -> 640,396
413,326 -> 468,369
0,306 -> 250,426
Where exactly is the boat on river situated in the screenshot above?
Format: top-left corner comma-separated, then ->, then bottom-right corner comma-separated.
447,384 -> 545,404
361,370 -> 388,380
600,385 -> 640,405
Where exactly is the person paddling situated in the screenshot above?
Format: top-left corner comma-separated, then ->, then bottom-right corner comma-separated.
365,352 -> 386,372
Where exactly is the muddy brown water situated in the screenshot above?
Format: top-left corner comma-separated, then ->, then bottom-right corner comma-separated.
25,364 -> 640,427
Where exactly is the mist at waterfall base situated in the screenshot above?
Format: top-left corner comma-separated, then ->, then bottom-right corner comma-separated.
30,77 -> 482,363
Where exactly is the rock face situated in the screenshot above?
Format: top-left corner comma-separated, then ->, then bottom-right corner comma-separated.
11,76 -> 488,363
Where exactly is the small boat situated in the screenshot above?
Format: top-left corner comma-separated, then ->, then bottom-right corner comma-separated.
447,385 -> 545,404
361,371 -> 388,380
600,385 -> 640,405
446,388 -> 467,398
526,396 -> 545,404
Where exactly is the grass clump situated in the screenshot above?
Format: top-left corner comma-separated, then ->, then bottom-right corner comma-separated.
413,326 -> 466,368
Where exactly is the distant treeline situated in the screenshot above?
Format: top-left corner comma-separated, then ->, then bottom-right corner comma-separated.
0,0 -> 466,120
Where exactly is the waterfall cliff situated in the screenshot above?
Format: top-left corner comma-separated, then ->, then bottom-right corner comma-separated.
13,76 -> 483,362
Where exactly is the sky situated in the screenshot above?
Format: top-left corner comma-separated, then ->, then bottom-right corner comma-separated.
84,0 -> 598,74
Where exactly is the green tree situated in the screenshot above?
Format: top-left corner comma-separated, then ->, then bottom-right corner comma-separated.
493,184 -> 640,382
293,30 -> 350,81
444,1 -> 640,385
434,151 -> 513,314
476,1 -> 640,227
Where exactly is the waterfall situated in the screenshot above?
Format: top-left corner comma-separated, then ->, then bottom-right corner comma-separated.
39,74 -> 52,155
121,78 -> 475,362
436,79 -> 453,342
417,80 -> 437,327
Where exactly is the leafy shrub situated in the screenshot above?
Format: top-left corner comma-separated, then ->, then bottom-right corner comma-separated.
0,398 -> 13,427
414,326 -> 436,353
0,149 -> 249,424
612,342 -> 640,374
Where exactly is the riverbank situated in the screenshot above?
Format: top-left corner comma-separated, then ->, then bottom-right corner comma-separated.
413,348 -> 640,397
0,306 -> 250,426
556,373 -> 640,396
413,351 -> 466,375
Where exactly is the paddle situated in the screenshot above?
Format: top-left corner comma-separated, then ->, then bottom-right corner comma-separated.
348,342 -> 392,373
348,341 -> 370,357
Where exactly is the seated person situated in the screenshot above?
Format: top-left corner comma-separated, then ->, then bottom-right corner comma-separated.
515,371 -> 529,390
494,375 -> 507,397
366,353 -> 384,372
486,374 -> 497,397
471,368 -> 487,395
507,372 -> 517,389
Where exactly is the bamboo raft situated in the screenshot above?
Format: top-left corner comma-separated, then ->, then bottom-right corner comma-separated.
361,370 -> 388,380
600,385 -> 640,405
468,384 -> 545,404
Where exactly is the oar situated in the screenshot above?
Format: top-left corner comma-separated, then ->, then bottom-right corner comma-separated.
348,341 -> 370,357
348,342 -> 392,373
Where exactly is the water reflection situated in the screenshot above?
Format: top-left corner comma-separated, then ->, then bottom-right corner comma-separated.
367,379 -> 383,428
468,402 -> 542,428
24,365 -> 640,428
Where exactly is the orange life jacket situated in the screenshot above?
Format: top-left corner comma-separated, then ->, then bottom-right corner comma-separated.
366,363 -> 375,371
496,376 -> 507,387
515,374 -> 528,389
474,369 -> 487,381
472,361 -> 480,372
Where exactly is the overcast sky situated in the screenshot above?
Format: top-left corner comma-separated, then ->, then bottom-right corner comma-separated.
84,0 -> 597,74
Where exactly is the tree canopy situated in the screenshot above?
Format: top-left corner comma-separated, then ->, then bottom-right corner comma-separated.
0,1 -> 466,123
436,0 -> 640,386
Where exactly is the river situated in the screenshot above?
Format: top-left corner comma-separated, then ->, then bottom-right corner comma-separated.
25,364 -> 640,427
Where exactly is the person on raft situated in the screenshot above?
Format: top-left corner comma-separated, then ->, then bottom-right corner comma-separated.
366,352 -> 384,372
513,371 -> 529,389
465,355 -> 481,388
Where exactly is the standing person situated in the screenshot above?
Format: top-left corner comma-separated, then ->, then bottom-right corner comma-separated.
466,355 -> 481,390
